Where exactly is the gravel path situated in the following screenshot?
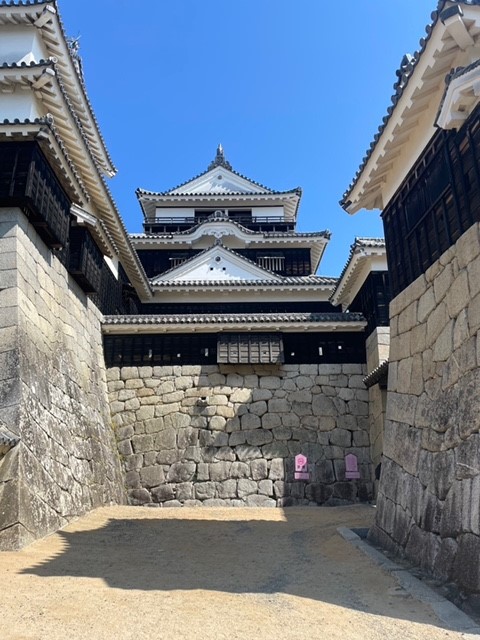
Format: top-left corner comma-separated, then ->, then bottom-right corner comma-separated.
0,505 -> 470,639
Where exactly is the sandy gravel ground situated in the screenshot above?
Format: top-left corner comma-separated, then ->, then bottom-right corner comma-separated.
0,505 -> 471,640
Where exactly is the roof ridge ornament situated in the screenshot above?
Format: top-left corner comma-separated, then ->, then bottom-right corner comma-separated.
208,143 -> 232,171
66,35 -> 85,84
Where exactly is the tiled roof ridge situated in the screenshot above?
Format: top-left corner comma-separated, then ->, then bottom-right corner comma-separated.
0,1 -> 51,5
363,359 -> 389,388
136,186 -> 302,199
0,0 -> 49,7
152,275 -> 338,288
340,0 -> 480,208
4,56 -> 111,186
103,311 -> 366,325
43,58 -> 107,179
130,229 -> 331,240
1,58 -> 50,68
48,0 -> 117,175
354,237 -> 386,246
136,145 -> 301,198
435,57 -> 480,120
333,237 -> 386,298
448,56 -> 480,82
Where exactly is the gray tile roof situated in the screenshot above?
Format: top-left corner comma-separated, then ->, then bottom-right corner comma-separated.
130,226 -> 330,240
137,186 -> 301,199
152,275 -> 337,288
0,1 -> 51,6
336,237 -> 386,286
435,57 -> 480,120
340,0 -> 480,208
363,360 -> 389,388
137,146 -> 301,198
103,311 -> 365,326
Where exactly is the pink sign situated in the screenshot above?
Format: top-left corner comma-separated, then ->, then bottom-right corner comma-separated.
294,454 -> 309,480
345,453 -> 360,479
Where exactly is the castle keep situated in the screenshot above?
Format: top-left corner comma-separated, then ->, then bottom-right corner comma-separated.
104,147 -> 381,507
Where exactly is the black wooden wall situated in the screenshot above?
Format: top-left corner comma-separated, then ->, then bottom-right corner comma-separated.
383,105 -> 480,297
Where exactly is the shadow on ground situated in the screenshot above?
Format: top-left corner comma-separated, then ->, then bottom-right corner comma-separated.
16,506 -> 463,635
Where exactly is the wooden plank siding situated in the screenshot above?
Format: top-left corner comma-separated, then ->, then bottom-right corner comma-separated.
217,333 -> 284,364
0,141 -> 70,248
103,332 -> 366,367
382,105 -> 480,297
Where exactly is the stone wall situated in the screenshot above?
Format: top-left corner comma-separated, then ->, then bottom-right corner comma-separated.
108,362 -> 373,507
365,327 -> 390,491
0,208 -> 125,550
370,222 -> 480,594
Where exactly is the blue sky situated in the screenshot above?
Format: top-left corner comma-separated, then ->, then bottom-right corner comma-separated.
59,1 -> 435,276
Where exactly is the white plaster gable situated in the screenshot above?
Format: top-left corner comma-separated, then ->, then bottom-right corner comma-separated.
169,167 -> 271,196
152,245 -> 282,284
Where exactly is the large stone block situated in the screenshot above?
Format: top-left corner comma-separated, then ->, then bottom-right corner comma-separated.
258,479 -> 274,496
130,488 -> 152,505
238,478 -> 258,498
231,461 -> 250,478
132,434 -> 154,453
259,376 -> 281,390
211,432 -> 229,447
245,494 -> 276,507
281,413 -> 300,427
311,395 -> 336,416
229,431 -> 246,446
260,413 -> 281,430
177,427 -> 198,449
306,483 -> 333,504
250,459 -> 268,480
245,429 -> 273,446
332,481 -> 357,501
456,224 -> 480,269
230,388 -> 252,403
217,479 -> 237,499
166,462 -> 196,483
328,429 -> 351,448
433,537 -> 458,582
241,413 -> 261,430
254,389 -> 275,404
151,484 -> 175,502
154,428 -> 176,451
209,462 -> 232,481
195,482 -> 216,500
249,401 -> 267,416
315,459 -> 335,484
139,465 -> 165,488
209,416 -> 226,431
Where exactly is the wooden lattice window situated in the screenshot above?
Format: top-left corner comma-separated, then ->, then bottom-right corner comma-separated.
217,333 -> 284,364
